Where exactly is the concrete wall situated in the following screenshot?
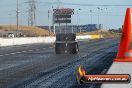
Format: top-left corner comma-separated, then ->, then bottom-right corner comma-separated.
76,35 -> 103,40
0,37 -> 56,47
76,35 -> 91,40
0,35 -> 103,47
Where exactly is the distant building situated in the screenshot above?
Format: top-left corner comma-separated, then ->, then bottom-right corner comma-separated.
80,24 -> 103,32
38,24 -> 103,33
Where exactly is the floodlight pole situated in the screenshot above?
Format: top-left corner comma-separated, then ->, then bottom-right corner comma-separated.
48,10 -> 51,35
79,9 -> 81,33
17,0 -> 19,31
97,7 -> 100,28
90,10 -> 93,24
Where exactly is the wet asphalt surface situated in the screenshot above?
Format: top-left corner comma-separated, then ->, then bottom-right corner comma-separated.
0,38 -> 118,88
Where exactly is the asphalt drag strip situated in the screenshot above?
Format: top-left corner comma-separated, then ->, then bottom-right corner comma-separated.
13,42 -> 118,88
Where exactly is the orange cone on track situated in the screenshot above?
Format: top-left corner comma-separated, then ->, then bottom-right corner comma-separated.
114,8 -> 132,62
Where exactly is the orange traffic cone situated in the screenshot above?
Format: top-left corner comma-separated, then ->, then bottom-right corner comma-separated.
114,8 -> 132,62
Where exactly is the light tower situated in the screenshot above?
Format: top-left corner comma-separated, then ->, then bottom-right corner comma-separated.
28,0 -> 37,26
16,0 -> 19,31
57,0 -> 61,8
